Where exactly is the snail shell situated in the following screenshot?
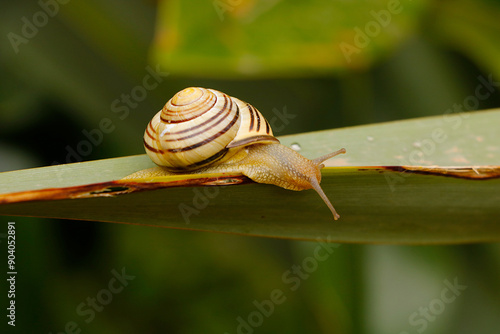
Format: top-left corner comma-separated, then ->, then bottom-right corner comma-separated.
144,87 -> 278,171
141,87 -> 346,220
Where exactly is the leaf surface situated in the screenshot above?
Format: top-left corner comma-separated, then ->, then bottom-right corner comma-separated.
0,109 -> 499,244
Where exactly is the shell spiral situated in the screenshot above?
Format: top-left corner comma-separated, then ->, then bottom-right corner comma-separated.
144,87 -> 279,171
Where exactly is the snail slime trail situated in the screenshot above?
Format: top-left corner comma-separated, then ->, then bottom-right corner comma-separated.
142,87 -> 346,220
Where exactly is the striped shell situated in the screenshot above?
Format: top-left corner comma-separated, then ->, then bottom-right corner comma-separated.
144,87 -> 279,171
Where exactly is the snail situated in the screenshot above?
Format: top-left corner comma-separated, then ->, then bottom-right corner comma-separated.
140,87 -> 346,220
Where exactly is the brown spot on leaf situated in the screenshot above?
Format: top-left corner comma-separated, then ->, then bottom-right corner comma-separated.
0,174 -> 251,205
381,166 -> 500,180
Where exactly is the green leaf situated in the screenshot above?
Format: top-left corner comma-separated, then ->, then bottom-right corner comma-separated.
0,109 -> 499,244
152,0 -> 429,77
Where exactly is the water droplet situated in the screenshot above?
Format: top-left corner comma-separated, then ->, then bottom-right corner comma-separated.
290,143 -> 301,151
366,136 -> 374,142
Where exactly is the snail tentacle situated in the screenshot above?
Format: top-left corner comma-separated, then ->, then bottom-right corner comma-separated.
229,143 -> 342,220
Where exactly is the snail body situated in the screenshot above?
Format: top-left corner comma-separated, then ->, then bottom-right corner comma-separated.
142,87 -> 346,220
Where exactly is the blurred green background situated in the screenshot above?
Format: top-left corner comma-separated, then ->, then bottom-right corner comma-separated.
1,0 -> 500,333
